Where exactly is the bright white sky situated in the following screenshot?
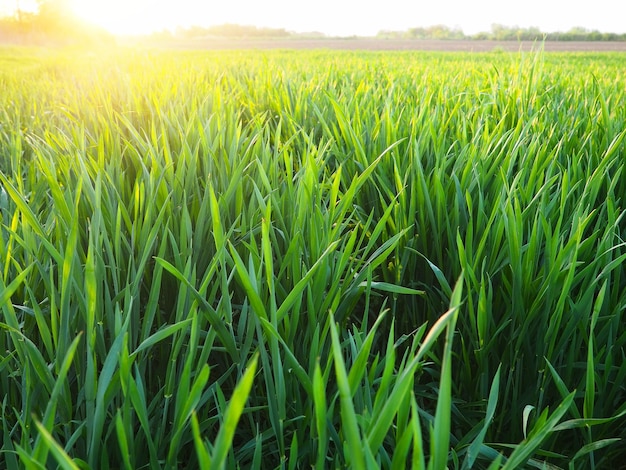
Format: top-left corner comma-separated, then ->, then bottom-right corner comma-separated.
2,0 -> 625,36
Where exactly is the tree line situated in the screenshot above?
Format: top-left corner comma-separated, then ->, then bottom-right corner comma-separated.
1,2 -> 625,44
377,24 -> 626,41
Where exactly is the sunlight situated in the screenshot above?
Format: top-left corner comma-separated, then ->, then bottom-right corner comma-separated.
58,0 -> 626,38
69,0 -> 205,35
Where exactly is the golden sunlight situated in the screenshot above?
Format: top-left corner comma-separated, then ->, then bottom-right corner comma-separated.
65,0 -> 360,38
69,0 -> 213,35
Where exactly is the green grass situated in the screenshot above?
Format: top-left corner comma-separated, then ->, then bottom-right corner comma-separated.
0,46 -> 625,469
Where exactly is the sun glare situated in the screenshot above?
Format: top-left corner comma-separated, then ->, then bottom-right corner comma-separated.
69,0 -> 188,35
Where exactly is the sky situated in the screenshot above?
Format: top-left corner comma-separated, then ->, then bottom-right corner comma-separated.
2,0 -> 625,37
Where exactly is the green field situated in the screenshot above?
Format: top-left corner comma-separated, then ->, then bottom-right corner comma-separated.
1,47 -> 625,469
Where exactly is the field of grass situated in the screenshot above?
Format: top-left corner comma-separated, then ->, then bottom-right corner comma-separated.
0,47 -> 625,469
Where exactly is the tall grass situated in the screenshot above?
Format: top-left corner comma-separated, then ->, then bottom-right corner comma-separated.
0,47 -> 625,468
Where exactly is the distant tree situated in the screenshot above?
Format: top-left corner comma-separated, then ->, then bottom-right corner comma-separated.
490,24 -> 513,40
407,27 -> 427,39
425,25 -> 458,39
517,26 -> 543,41
376,30 -> 405,39
403,25 -> 465,40
589,30 -> 603,41
564,26 -> 590,41
472,31 -> 490,40
175,24 -> 291,39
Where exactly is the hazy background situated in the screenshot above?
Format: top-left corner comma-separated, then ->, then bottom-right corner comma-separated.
1,0 -> 624,37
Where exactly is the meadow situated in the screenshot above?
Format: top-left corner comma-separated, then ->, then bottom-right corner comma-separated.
0,46 -> 625,469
